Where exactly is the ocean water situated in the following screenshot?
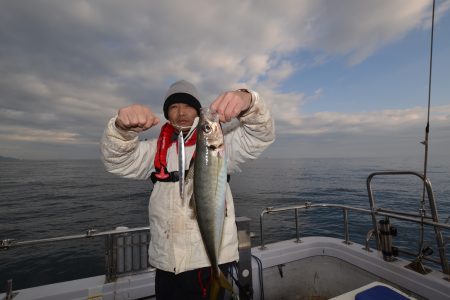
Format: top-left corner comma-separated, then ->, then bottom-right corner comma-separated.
1,157 -> 449,292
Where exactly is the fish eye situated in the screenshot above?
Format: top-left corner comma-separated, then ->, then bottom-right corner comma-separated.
203,124 -> 212,133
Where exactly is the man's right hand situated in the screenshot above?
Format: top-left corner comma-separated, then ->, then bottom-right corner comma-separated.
115,104 -> 160,132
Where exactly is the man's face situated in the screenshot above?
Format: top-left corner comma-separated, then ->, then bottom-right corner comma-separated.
167,102 -> 198,131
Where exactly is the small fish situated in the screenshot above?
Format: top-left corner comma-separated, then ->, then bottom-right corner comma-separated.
192,108 -> 234,299
178,131 -> 185,204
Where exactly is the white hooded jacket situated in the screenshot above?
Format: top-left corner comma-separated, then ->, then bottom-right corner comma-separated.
101,90 -> 275,274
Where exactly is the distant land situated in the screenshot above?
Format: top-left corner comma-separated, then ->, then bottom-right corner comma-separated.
0,155 -> 21,161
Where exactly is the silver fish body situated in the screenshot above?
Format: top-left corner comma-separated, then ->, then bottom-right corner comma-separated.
193,108 -> 233,299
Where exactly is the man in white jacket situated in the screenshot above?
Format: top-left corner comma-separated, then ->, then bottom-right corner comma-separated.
101,80 -> 275,299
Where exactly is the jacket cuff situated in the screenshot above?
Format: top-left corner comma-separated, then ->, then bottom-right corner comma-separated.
237,89 -> 255,119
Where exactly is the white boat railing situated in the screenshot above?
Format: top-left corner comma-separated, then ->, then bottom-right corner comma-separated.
1,226 -> 152,284
367,171 -> 447,274
0,218 -> 254,299
259,170 -> 450,277
0,226 -> 150,248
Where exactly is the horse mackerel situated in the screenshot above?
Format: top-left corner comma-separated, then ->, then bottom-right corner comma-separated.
193,108 -> 234,299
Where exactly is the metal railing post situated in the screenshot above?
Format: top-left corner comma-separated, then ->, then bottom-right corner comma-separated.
343,208 -> 351,245
259,208 -> 268,250
295,208 -> 301,243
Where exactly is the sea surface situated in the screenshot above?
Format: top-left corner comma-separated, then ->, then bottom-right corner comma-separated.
1,157 -> 450,292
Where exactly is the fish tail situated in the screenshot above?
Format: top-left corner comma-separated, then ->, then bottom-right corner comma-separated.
209,269 -> 234,300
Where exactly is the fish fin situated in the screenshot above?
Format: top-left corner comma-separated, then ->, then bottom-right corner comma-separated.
183,167 -> 194,207
210,270 -> 234,300
185,166 -> 195,217
186,165 -> 194,181
189,193 -> 197,219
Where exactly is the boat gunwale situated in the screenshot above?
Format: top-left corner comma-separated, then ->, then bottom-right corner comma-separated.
251,236 -> 450,300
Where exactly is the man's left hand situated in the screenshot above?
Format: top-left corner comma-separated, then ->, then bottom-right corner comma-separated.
210,90 -> 252,123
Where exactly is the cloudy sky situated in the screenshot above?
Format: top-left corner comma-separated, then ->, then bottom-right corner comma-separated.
1,0 -> 449,160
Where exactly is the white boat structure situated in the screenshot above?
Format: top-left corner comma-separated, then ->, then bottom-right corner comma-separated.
1,170 -> 450,300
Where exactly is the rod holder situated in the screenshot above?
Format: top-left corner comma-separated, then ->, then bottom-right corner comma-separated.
379,218 -> 398,261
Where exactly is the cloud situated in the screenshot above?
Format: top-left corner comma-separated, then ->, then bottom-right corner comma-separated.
265,104 -> 450,159
0,125 -> 83,144
0,0 -> 448,159
300,0 -> 432,65
277,104 -> 450,136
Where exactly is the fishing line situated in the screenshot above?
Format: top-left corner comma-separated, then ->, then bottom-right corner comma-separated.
418,0 -> 436,257
171,123 -> 192,132
171,116 -> 200,133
